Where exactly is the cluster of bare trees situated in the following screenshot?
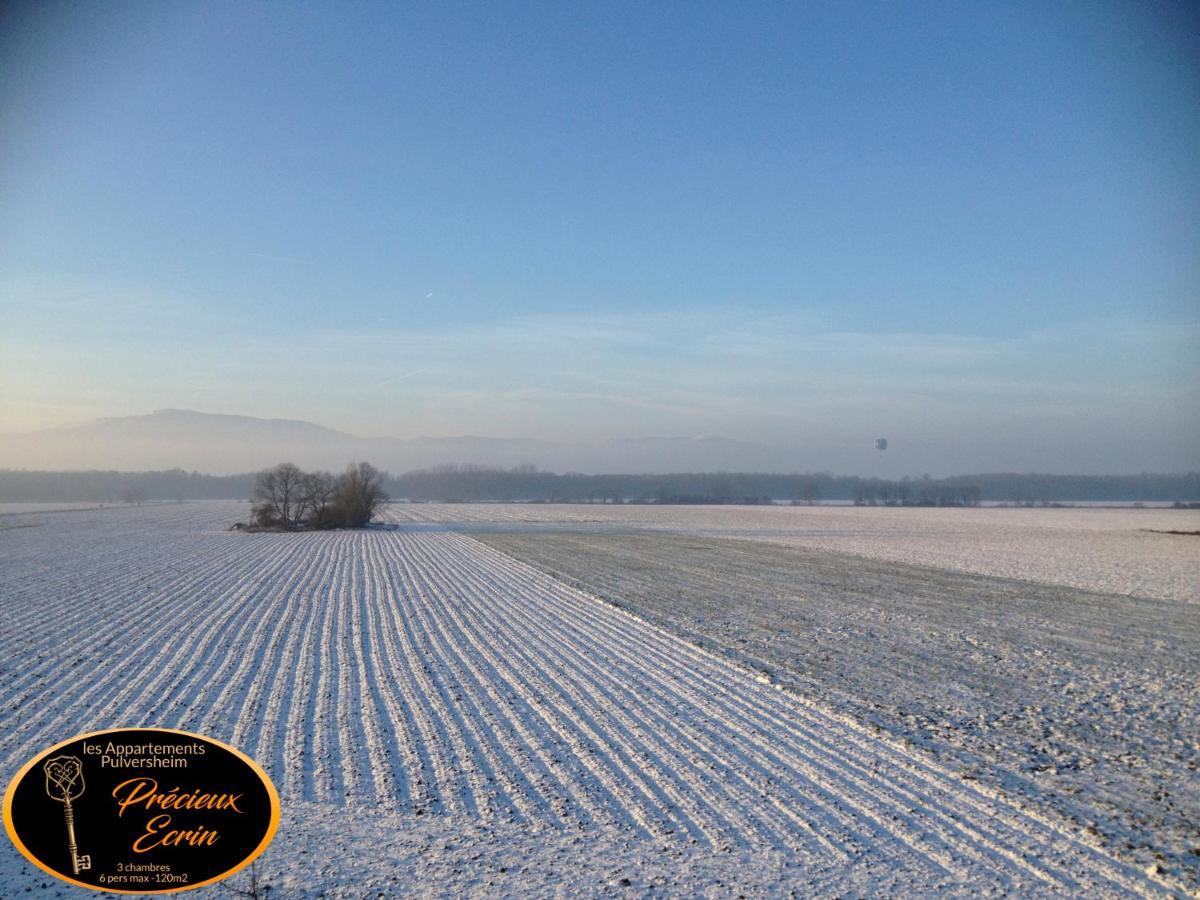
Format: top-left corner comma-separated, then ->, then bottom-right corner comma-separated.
251,462 -> 387,530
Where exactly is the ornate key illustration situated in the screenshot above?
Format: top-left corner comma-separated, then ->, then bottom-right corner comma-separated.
43,755 -> 91,874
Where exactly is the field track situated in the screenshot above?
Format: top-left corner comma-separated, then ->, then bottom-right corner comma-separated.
0,504 -> 1175,895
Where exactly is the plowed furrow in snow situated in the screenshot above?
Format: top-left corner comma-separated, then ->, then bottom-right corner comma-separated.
402,535 -> 691,837
418,534 -> 869,856
461,534 -> 1150,893
0,509 -> 1172,897
429,533 -> 987,874
381,547 -> 477,817
407,532 -> 831,853
170,539 -> 326,733
279,541 -> 336,800
378,537 -> 572,827
2,534 -> 289,752
308,538 -> 348,803
396,553 -> 518,822
379,532 -> 641,833
407,538 -> 705,840
348,538 -> 404,806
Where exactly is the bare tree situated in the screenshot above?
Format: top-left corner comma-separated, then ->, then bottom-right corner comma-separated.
301,470 -> 337,528
801,480 -> 820,505
120,485 -> 147,505
219,859 -> 271,898
253,463 -> 307,529
333,462 -> 388,527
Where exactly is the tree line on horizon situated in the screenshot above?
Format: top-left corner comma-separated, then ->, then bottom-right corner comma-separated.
1,466 -> 1198,505
388,466 -> 1200,506
392,466 -> 986,505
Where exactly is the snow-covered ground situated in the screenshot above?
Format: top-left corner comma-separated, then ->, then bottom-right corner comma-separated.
0,501 -> 109,516
390,503 -> 1200,603
471,527 -> 1200,889
0,503 -> 1190,896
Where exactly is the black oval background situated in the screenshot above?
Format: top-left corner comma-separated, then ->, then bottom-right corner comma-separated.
5,728 -> 278,893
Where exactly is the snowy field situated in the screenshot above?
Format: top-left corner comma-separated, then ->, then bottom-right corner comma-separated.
0,502 -> 1193,896
390,503 -> 1200,603
0,502 -> 108,517
472,528 -> 1200,889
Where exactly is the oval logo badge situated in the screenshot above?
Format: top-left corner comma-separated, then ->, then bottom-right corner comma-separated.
4,728 -> 279,893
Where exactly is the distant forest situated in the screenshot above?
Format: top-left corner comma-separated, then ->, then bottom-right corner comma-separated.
1,466 -> 1198,505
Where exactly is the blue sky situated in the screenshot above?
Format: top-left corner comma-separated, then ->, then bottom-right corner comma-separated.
1,1 -> 1196,472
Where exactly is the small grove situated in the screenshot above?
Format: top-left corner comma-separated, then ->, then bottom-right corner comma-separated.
248,461 -> 388,530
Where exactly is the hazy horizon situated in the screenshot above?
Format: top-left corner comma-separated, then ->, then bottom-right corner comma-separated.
0,407 -> 1196,477
2,3 -> 1197,474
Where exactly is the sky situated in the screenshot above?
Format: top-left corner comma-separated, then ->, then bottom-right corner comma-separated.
1,1 -> 1197,473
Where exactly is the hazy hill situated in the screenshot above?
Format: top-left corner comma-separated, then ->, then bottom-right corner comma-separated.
0,409 -> 799,475
0,410 -> 356,474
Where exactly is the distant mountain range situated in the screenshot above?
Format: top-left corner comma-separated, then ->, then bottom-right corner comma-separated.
0,409 -> 807,475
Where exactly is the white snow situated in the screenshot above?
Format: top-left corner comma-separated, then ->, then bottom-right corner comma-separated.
388,503 -> 1200,603
0,503 -> 1187,896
